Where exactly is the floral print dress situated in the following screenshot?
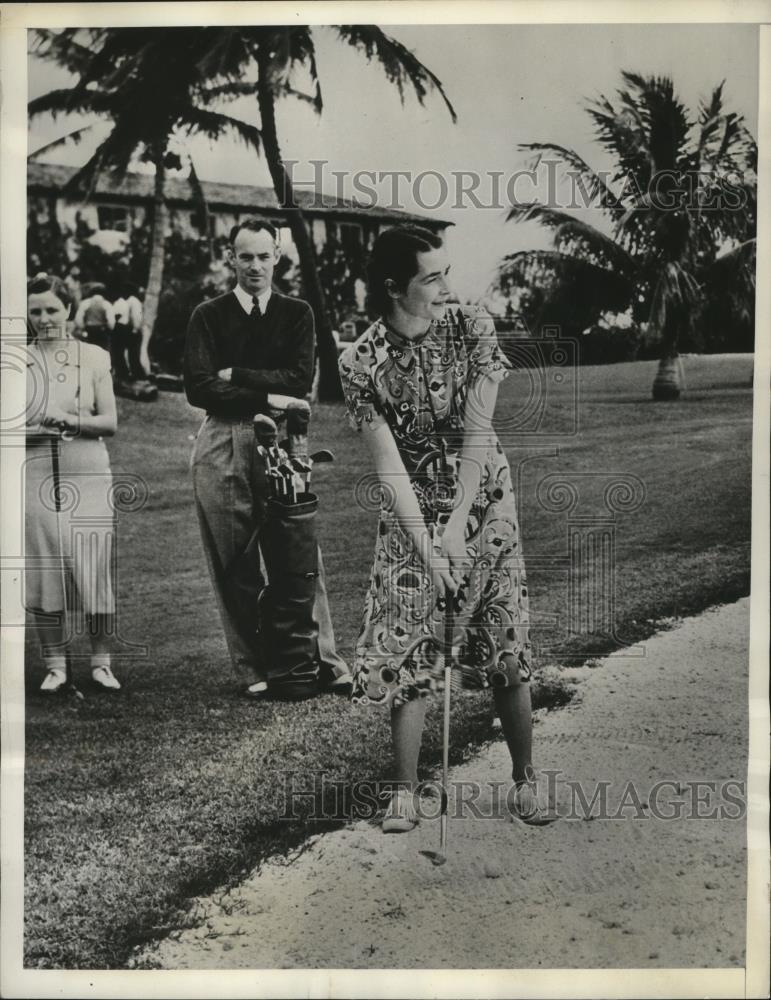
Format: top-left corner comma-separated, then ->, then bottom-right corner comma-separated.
339,306 -> 533,708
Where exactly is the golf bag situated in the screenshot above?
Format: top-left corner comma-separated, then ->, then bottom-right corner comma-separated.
226,403 -> 327,699
257,491 -> 320,697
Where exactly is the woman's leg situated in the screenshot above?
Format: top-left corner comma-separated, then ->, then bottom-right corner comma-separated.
494,682 -> 559,824
493,683 -> 532,783
87,612 -> 114,658
383,696 -> 428,831
34,610 -> 69,690
87,613 -> 121,689
35,610 -> 67,663
390,696 -> 428,789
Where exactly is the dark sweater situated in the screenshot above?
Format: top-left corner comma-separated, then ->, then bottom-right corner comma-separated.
183,290 -> 314,418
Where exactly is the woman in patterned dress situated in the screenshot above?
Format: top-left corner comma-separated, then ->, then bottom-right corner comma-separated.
25,274 -> 121,693
339,226 -> 557,832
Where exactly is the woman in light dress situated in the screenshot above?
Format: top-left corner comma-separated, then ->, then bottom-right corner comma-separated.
25,274 -> 121,693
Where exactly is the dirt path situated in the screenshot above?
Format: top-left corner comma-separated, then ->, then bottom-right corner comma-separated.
136,599 -> 749,970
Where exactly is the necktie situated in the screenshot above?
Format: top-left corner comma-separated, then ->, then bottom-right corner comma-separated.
251,296 -> 262,318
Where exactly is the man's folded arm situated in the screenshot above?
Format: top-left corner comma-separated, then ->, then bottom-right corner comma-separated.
230,304 -> 315,397
183,308 -> 268,413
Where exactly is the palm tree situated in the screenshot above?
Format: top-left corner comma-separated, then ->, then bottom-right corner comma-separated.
497,73 -> 756,399
29,28 -> 264,370
193,26 -> 457,400
32,26 -> 456,402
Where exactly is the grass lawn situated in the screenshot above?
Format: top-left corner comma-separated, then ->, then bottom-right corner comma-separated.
22,353 -> 753,969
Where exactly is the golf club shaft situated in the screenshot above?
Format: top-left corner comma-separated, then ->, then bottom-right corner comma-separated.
440,604 -> 454,855
440,664 -> 451,853
51,436 -> 71,682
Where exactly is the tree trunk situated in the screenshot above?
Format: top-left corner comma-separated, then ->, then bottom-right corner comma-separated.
651,353 -> 682,400
651,305 -> 685,401
141,146 -> 168,376
256,53 -> 343,403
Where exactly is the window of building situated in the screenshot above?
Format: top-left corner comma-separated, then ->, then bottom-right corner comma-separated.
340,222 -> 363,250
96,205 -> 130,233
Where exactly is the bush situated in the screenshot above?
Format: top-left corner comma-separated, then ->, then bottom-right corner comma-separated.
578,323 -> 644,365
151,278 -> 213,375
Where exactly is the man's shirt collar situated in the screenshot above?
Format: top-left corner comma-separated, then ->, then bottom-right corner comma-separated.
234,284 -> 272,316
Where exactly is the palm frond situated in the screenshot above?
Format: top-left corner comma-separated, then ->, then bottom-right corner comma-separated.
28,126 -> 94,160
28,88 -> 115,120
183,107 -> 262,152
29,28 -> 98,74
285,28 -> 323,114
647,260 -> 701,342
498,249 -> 633,328
506,202 -> 636,273
335,25 -> 457,122
186,155 -> 212,243
200,81 -> 260,102
586,95 -> 652,190
62,139 -> 115,200
517,142 -> 626,218
694,81 -> 726,165
280,85 -> 324,111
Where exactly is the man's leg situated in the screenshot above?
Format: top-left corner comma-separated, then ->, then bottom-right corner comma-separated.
110,324 -> 130,381
192,419 -> 264,685
127,330 -> 147,380
314,547 -> 350,682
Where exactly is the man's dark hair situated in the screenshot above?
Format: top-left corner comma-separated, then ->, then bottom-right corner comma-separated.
367,224 -> 443,316
229,217 -> 278,245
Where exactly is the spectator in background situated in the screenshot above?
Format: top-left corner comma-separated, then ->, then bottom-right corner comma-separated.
183,217 -> 350,699
63,266 -> 82,311
74,284 -> 114,355
111,288 -> 132,382
111,285 -> 157,401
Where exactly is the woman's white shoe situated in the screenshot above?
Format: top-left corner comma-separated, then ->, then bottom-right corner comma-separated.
91,665 -> 121,691
40,669 -> 67,694
382,789 -> 419,833
509,767 -> 560,826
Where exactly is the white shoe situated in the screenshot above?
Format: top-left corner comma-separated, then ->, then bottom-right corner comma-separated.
40,669 -> 67,694
91,665 -> 121,691
382,789 -> 419,833
243,680 -> 268,700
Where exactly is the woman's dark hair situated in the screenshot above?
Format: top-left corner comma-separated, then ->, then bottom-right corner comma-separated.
367,225 -> 443,316
27,273 -> 73,311
229,217 -> 278,244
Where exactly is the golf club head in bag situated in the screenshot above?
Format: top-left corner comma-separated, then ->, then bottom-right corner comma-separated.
285,399 -> 311,461
253,412 -> 278,452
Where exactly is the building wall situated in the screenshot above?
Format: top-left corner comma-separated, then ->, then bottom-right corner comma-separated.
29,186 -> 446,271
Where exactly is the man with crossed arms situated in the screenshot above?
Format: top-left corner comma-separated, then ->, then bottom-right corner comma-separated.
184,218 -> 350,698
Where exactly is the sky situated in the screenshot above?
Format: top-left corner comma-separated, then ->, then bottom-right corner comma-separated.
28,22 -> 760,299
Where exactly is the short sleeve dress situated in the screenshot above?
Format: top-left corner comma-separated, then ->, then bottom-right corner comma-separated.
25,340 -> 116,615
339,305 -> 532,707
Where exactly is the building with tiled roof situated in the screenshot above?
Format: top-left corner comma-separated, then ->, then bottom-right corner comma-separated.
27,161 -> 451,258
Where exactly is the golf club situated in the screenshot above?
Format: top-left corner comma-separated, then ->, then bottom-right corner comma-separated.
289,457 -> 312,495
253,412 -> 278,451
49,434 -> 82,700
421,600 -> 455,866
267,468 -> 283,499
286,399 -> 311,461
277,462 -> 296,504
